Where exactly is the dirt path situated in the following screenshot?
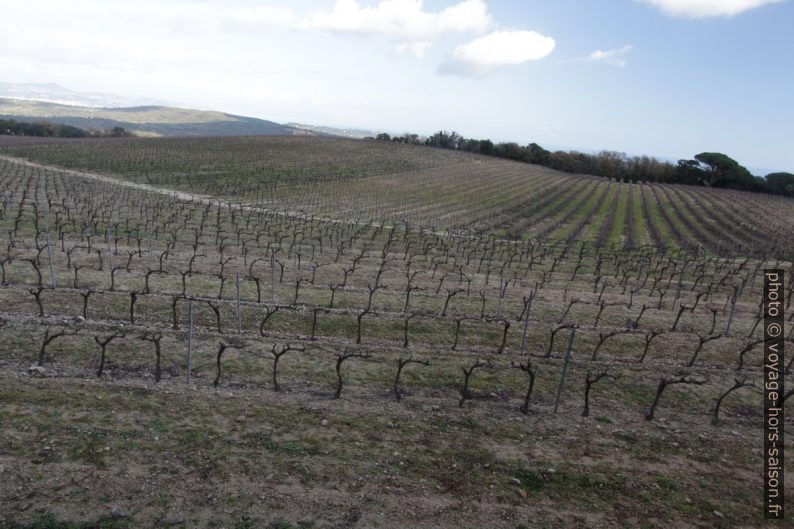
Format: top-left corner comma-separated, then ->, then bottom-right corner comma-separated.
0,153 -> 325,219
0,154 -> 429,235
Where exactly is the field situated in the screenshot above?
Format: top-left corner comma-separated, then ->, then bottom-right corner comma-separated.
0,135 -> 792,529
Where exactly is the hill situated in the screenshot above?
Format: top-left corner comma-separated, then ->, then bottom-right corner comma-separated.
1,134 -> 792,259
0,97 -> 305,137
285,122 -> 379,139
0,81 -> 170,108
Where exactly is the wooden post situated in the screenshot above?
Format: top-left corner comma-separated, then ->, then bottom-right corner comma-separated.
553,327 -> 576,414
186,300 -> 193,384
270,251 -> 276,304
106,227 -> 113,276
672,268 -> 684,310
45,226 -> 56,289
496,268 -> 504,318
41,181 -> 56,289
725,289 -> 738,337
520,296 -> 532,355
235,273 -> 242,334
293,251 -> 298,289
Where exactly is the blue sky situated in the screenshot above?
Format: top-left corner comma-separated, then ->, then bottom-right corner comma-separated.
1,0 -> 792,172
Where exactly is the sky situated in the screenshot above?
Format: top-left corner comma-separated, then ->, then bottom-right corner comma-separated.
0,0 -> 792,172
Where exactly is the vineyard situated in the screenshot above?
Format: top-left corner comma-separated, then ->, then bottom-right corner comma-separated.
2,136 -> 794,259
0,136 -> 792,528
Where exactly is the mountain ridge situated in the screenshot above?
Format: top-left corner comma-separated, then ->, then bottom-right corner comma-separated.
0,97 -> 305,137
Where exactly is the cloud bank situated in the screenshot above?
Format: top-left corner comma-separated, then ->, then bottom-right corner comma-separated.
1,1 -> 553,81
1,1 -> 493,57
303,0 -> 492,57
305,0 -> 492,42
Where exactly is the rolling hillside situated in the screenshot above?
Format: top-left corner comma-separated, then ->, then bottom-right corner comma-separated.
0,134 -> 791,259
0,137 -> 794,255
0,98 -> 304,137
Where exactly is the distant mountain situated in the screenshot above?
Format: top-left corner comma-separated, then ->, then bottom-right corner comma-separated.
0,82 -> 172,108
0,82 -> 388,139
0,97 -> 307,137
286,123 -> 378,139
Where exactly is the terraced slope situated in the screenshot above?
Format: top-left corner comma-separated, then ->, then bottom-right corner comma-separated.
1,135 -> 793,259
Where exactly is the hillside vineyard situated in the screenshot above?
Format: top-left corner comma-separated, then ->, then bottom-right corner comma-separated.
0,135 -> 792,528
1,136 -> 792,259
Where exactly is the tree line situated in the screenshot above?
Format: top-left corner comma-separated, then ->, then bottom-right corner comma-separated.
0,118 -> 131,139
373,131 -> 794,197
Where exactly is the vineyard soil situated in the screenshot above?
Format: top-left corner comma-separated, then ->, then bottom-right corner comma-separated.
0,367 -> 768,529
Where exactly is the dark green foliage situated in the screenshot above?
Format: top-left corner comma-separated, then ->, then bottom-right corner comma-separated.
375,128 -> 789,195
526,142 -> 551,165
58,124 -> 88,138
424,130 -> 462,149
0,118 -> 63,137
691,152 -> 755,189
766,172 -> 794,196
675,159 -> 703,186
0,118 -> 128,138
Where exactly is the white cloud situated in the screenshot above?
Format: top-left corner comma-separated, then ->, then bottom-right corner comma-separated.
642,0 -> 781,18
303,0 -> 492,55
305,0 -> 492,40
395,42 -> 434,57
0,1 -> 492,56
439,30 -> 556,78
588,45 -> 634,67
